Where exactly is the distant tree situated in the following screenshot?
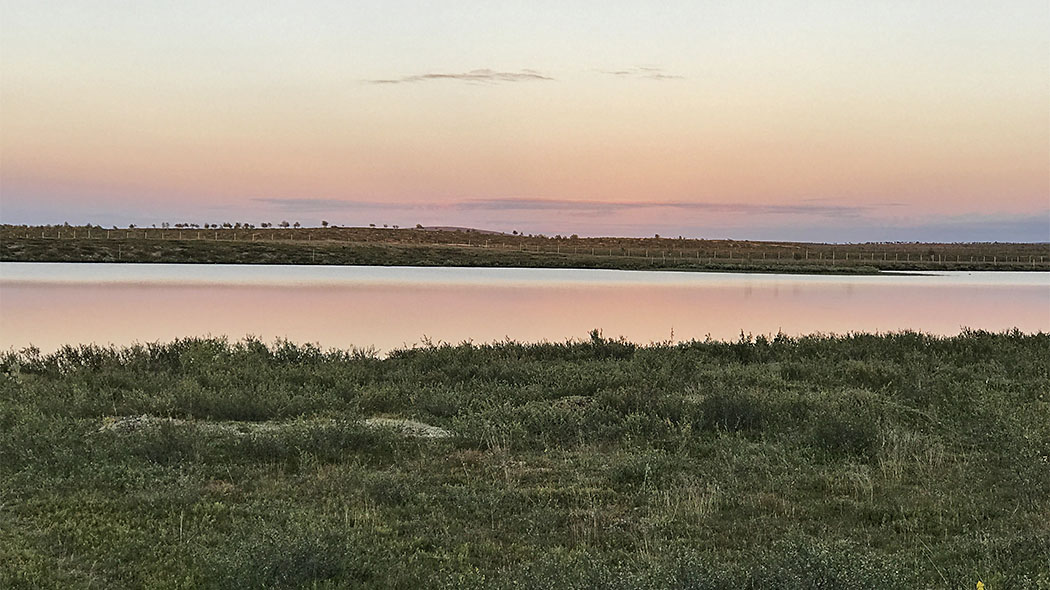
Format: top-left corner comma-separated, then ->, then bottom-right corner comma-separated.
279,221 -> 290,228
392,225 -> 399,229
654,234 -> 660,239
416,224 -> 424,229
570,234 -> 579,239
383,224 -> 389,228
321,220 -> 329,228
293,221 -> 301,228
129,224 -> 136,229
234,222 -> 242,229
369,223 -> 376,228
512,230 -> 518,235
161,222 -> 170,229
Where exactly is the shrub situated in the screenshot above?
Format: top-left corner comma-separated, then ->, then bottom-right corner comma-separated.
698,391 -> 765,432
811,414 -> 879,460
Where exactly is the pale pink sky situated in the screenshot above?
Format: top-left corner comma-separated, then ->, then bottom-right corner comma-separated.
2,1 -> 1048,241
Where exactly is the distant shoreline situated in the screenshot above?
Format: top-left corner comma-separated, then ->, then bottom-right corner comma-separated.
3,225 -> 1047,274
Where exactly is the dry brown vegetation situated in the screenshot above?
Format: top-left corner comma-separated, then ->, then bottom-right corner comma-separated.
2,224 -> 1048,272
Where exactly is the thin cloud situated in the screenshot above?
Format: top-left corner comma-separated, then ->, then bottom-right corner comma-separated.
254,198 -> 424,212
459,198 -> 868,218
255,197 -> 871,219
366,68 -> 554,85
802,196 -> 907,208
600,66 -> 684,80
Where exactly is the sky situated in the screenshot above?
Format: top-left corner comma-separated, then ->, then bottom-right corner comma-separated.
1,0 -> 1048,242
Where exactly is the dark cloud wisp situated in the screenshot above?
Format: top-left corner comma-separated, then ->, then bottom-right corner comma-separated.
366,69 -> 554,85
459,198 -> 867,218
256,197 -> 871,219
600,66 -> 684,80
254,198 -> 421,212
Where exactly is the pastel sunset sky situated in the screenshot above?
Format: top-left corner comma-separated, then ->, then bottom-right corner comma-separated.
2,1 -> 1048,241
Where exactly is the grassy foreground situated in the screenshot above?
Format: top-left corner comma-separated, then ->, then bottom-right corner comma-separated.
1,332 -> 1048,589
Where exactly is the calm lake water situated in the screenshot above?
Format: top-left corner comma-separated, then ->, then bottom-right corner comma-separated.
1,263 -> 1047,353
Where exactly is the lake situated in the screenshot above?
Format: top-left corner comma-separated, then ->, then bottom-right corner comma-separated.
1,263 -> 1047,353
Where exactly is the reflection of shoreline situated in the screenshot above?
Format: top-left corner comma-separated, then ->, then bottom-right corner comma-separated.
2,264 -> 1048,289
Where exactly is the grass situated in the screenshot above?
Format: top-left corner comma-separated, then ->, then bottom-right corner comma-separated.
1,330 -> 1048,588
3,225 -> 1048,273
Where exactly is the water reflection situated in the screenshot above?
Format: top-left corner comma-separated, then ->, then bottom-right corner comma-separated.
1,264 -> 1047,353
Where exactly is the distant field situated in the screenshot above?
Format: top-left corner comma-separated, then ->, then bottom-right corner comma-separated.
1,332 -> 1048,588
2,225 -> 1048,272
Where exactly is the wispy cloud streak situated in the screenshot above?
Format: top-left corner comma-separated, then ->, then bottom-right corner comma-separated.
366,69 -> 553,85
458,198 -> 868,217
600,66 -> 684,80
255,197 -> 873,218
254,198 -> 433,212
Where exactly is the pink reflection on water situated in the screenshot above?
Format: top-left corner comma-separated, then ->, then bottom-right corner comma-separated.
1,270 -> 1047,353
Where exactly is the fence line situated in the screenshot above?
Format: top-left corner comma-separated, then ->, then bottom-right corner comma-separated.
4,229 -> 1048,267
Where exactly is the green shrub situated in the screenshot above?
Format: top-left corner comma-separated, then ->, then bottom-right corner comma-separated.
698,391 -> 765,432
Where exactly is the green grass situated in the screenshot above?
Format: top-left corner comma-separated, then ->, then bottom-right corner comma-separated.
1,331 -> 1048,588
